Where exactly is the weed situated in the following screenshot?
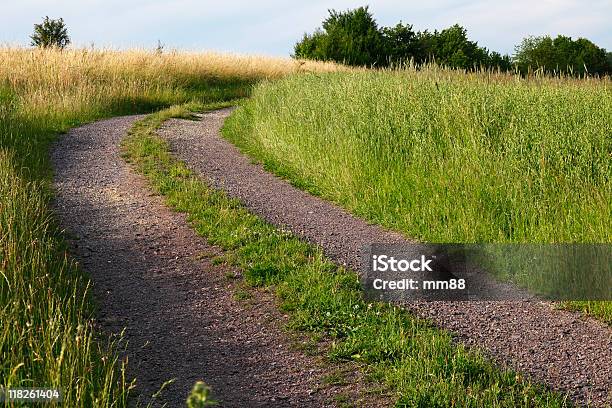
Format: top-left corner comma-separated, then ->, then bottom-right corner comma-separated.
186,381 -> 217,407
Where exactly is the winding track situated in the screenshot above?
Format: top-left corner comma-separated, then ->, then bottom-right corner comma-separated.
50,109 -> 611,407
51,116 -> 370,407
157,108 -> 612,407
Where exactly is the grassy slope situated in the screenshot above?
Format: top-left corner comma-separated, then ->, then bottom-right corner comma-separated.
0,48 -> 340,406
222,69 -> 611,322
121,103 -> 568,407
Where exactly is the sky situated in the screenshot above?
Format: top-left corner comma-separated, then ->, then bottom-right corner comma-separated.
1,0 -> 611,57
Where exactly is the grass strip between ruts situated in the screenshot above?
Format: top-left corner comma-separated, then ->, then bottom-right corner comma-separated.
121,103 -> 569,408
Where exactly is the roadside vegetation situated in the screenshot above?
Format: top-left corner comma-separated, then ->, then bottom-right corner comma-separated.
122,104 -> 569,407
223,68 -> 611,321
0,47 -> 340,406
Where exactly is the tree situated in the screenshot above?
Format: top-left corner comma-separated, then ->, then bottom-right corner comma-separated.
30,16 -> 70,49
414,25 -> 512,70
571,38 -> 610,75
514,35 -> 611,76
487,51 -> 513,71
380,22 -> 421,65
294,6 -> 386,66
418,24 -> 491,69
294,8 -> 512,71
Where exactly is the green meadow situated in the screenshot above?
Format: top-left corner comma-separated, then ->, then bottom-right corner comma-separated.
223,68 -> 611,318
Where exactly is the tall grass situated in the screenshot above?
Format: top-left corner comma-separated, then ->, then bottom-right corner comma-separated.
0,47 -> 341,406
225,69 -> 610,243
223,68 -> 611,317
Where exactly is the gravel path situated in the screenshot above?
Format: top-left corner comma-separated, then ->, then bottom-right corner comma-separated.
51,116 -> 374,407
159,108 -> 612,407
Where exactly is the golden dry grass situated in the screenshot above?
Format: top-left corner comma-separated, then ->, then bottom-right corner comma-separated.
0,46 -> 344,96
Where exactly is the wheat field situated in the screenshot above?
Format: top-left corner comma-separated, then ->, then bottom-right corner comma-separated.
0,47 -> 341,407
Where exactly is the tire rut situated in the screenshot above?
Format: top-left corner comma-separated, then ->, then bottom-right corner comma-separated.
51,115 -> 364,407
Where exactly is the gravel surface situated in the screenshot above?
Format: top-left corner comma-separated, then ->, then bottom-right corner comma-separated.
51,116 -> 377,407
159,107 -> 612,407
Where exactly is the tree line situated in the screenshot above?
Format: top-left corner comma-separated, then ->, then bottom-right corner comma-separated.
294,6 -> 612,76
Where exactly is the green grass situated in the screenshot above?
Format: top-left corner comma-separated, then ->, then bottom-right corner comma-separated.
224,70 -> 611,242
121,104 -> 570,407
222,69 -> 611,320
558,300 -> 612,324
0,54 -> 253,406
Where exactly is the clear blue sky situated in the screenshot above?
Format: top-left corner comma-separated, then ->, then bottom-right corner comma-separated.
2,1 -> 611,56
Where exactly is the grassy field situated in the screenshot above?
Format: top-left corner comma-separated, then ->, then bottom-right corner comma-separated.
1,45 -> 607,405
223,68 -> 611,319
0,47 -> 340,406
122,104 -> 568,406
